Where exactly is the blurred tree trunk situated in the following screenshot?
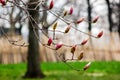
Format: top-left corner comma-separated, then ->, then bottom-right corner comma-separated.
23,0 -> 45,78
87,0 -> 92,31
87,0 -> 96,60
10,6 -> 15,36
106,0 -> 113,32
18,24 -> 22,35
118,1 -> 120,36
118,13 -> 120,36
106,0 -> 114,60
9,0 -> 22,36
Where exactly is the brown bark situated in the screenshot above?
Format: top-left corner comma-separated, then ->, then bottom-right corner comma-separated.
23,0 -> 45,78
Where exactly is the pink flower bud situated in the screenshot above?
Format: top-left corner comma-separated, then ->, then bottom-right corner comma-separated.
49,0 -> 54,9
76,18 -> 85,24
92,16 -> 99,23
71,45 -> 77,54
69,7 -> 73,15
83,62 -> 91,71
55,43 -> 63,50
81,39 -> 88,45
97,31 -> 103,38
47,37 -> 53,46
0,0 -> 6,6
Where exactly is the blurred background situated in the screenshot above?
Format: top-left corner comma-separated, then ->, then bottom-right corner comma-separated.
0,0 -> 120,64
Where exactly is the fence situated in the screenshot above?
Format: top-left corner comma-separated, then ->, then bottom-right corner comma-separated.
0,32 -> 120,64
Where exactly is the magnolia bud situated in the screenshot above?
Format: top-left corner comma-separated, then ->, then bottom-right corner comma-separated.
76,18 -> 85,24
64,25 -> 71,33
55,43 -> 63,50
81,39 -> 88,45
52,22 -> 58,30
63,10 -> 68,17
78,51 -> 84,60
71,45 -> 77,54
47,37 -> 53,46
92,16 -> 99,23
69,7 -> 73,15
49,0 -> 54,9
83,62 -> 91,71
0,0 -> 6,6
97,31 -> 103,38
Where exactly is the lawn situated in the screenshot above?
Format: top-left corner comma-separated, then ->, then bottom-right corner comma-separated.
0,61 -> 120,80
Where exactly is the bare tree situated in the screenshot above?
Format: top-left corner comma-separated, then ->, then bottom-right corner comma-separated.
0,0 -> 103,79
8,0 -> 23,35
23,0 -> 45,78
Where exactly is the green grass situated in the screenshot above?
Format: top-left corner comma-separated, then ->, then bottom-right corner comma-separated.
0,61 -> 120,80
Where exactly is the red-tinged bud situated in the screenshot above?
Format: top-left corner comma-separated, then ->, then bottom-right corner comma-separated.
69,7 -> 73,15
76,18 -> 85,24
47,37 -> 53,46
52,22 -> 58,30
64,25 -> 71,33
83,62 -> 91,71
49,0 -> 54,9
92,16 -> 99,23
97,31 -> 103,38
78,51 -> 84,60
71,45 -> 77,54
81,39 -> 88,45
0,0 -> 6,6
55,43 -> 63,50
